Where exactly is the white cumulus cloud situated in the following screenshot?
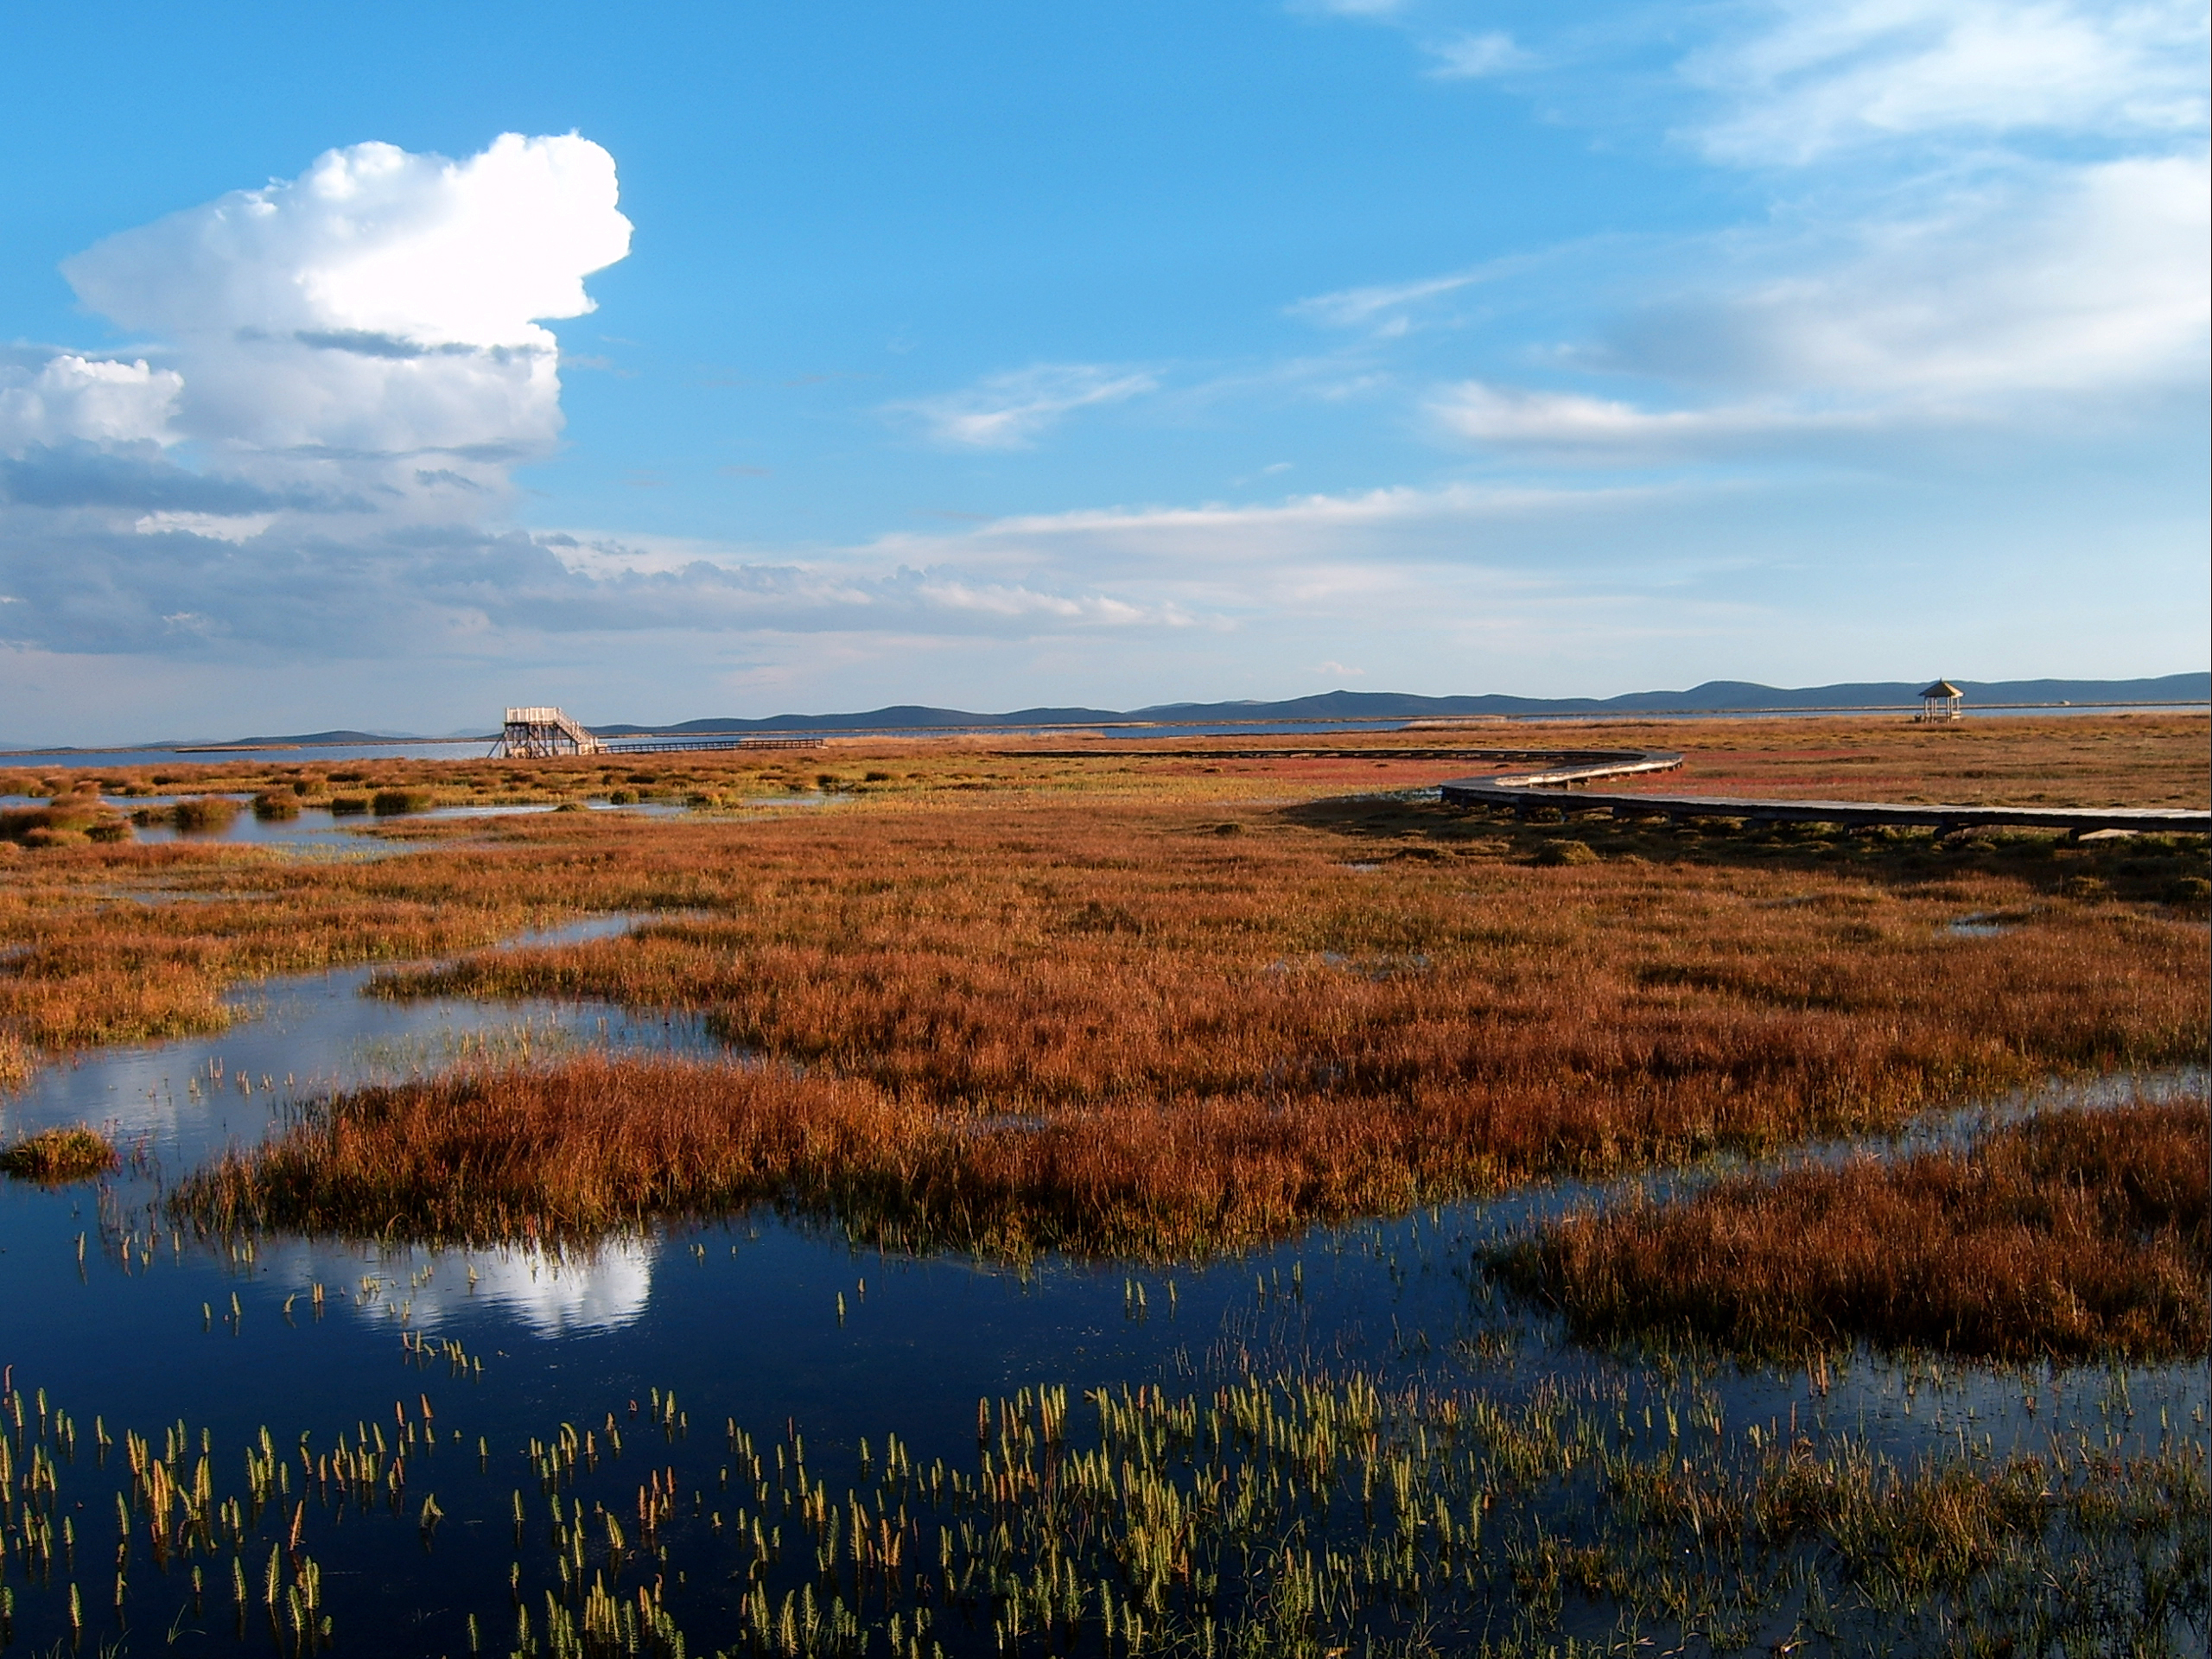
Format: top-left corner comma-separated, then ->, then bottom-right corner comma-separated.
54,132 -> 631,505
0,353 -> 182,452
67,133 -> 629,348
0,132 -> 637,663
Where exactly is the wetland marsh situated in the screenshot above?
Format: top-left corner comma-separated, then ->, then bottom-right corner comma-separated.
0,716 -> 2206,1656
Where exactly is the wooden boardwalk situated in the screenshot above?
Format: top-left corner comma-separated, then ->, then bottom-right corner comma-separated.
1012,746 -> 1677,766
1438,750 -> 2212,836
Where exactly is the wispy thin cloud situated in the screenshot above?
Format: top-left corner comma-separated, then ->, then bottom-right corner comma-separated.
1287,255 -> 1535,334
1428,381 -> 1868,456
1424,30 -> 1533,79
1300,0 -> 2208,474
890,363 -> 1157,448
1684,0 -> 2209,164
1432,149 -> 2210,462
1589,155 -> 2210,402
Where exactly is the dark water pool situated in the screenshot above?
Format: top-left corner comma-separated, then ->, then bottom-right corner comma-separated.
0,925 -> 2202,1656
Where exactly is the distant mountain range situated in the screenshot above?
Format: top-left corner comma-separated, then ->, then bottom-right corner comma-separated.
5,675 -> 2201,755
581,673 -> 2212,736
201,729 -> 410,747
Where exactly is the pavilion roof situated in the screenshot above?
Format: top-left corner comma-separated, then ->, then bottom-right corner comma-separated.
1917,679 -> 1963,699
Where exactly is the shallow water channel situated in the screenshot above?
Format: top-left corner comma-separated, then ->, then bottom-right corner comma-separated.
115,798 -> 692,854
0,915 -> 2203,1654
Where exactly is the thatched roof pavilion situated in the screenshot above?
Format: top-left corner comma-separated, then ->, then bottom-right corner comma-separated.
1916,679 -> 1963,721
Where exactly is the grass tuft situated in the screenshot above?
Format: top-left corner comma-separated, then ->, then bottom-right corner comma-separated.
1,799 -> 124,846
1,1123 -> 120,1181
1535,839 -> 1600,866
171,796 -> 242,833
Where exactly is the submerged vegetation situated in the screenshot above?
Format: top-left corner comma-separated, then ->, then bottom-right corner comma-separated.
1494,1100 -> 2212,1362
0,1365 -> 2201,1656
0,1122 -> 120,1180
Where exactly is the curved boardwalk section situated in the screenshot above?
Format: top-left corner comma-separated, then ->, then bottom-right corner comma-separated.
1439,750 -> 2212,837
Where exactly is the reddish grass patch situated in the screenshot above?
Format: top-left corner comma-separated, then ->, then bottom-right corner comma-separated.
168,1056 -> 1495,1252
10,721 -> 2206,1270
146,785 -> 2208,1257
1495,1100 -> 2210,1361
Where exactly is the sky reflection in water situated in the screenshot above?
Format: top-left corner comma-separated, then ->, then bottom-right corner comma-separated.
0,923 -> 2202,1652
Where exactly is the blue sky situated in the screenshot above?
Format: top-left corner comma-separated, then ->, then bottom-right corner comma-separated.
1,1 -> 2204,739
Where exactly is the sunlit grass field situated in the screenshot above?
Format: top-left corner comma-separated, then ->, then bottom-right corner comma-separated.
5,715 -> 2201,1278
1,715 -> 2206,1654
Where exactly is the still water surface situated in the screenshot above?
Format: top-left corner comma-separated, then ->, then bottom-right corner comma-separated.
0,918 -> 2202,1652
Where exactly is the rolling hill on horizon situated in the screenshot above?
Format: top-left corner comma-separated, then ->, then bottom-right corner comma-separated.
157,671 -> 2210,748
582,672 -> 2211,737
9,676 -> 2201,753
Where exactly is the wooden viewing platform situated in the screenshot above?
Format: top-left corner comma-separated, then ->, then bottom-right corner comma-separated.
491,706 -> 818,759
1438,751 -> 2212,837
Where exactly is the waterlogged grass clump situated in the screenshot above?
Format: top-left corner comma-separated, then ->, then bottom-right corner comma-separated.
171,795 -> 244,833
0,1032 -> 30,1093
0,1124 -> 119,1181
1,795 -> 125,848
1496,1099 -> 2211,1362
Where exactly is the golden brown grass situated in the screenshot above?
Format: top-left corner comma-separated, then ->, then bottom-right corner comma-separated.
0,851 -> 586,1052
373,800 -> 2206,1124
0,1123 -> 120,1181
0,795 -> 126,848
172,1052 -> 1616,1251
7,719 -> 2207,1262
1589,712 -> 2209,808
16,715 -> 2180,1062
1,710 -> 2203,812
1495,1100 -> 2210,1361
168,795 -> 244,832
170,1057 -> 869,1241
162,779 -> 2207,1253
